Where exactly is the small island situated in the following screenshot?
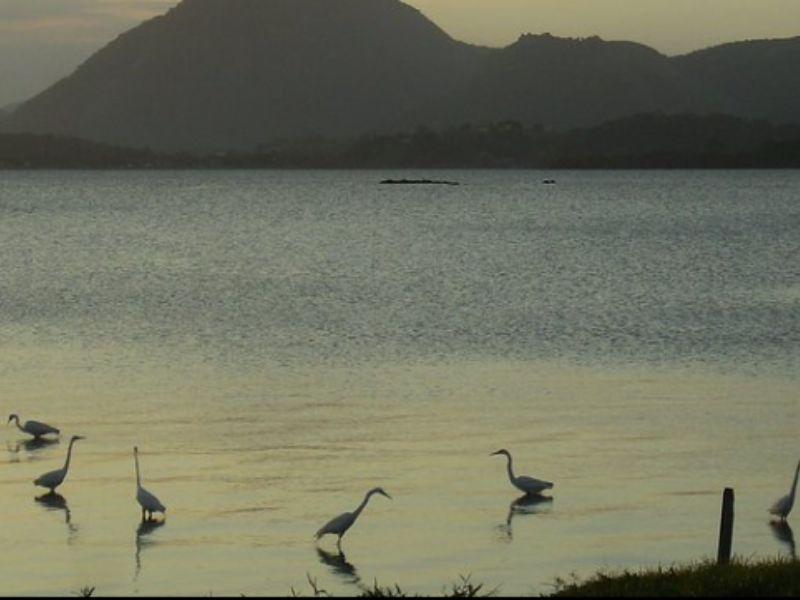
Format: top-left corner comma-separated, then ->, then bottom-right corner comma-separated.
379,178 -> 460,185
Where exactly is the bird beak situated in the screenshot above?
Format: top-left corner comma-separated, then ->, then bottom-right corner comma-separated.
382,491 -> 392,500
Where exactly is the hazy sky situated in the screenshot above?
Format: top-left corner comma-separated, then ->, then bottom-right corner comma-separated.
1,0 -> 799,107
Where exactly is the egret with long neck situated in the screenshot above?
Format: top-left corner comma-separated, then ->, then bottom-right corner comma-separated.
770,460 -> 800,521
491,449 -> 553,496
315,487 -> 391,551
33,435 -> 84,493
134,446 -> 166,521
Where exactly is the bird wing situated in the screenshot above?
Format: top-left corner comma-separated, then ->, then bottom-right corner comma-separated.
770,494 -> 790,515
34,468 -> 64,488
25,420 -> 59,436
516,475 -> 554,493
316,512 -> 353,538
138,486 -> 166,512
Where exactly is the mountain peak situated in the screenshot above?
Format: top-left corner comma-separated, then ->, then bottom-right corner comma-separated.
3,1 -> 799,151
5,0 -> 478,151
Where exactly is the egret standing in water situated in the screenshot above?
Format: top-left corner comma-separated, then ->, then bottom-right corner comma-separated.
134,446 -> 166,521
8,414 -> 59,439
491,449 -> 553,496
33,435 -> 84,493
315,487 -> 391,551
769,459 -> 800,521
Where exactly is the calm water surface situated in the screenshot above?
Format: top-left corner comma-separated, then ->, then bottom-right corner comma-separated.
0,169 -> 798,596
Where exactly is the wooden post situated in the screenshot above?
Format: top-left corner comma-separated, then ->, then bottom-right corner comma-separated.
717,487 -> 734,564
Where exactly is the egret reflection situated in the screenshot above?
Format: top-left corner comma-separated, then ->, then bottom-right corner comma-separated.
6,441 -> 21,463
315,546 -> 361,584
134,518 -> 165,580
19,437 -> 60,452
770,520 -> 796,559
510,493 -> 553,515
7,437 -> 59,461
499,494 -> 554,541
35,492 -> 78,541
35,491 -> 68,511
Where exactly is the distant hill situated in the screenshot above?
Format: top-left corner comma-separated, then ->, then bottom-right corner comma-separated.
0,133 -> 157,168
340,113 -> 800,168
673,36 -> 800,125
5,114 -> 800,169
2,0 -> 800,152
410,33 -> 717,131
3,0 -> 485,152
0,103 -> 18,121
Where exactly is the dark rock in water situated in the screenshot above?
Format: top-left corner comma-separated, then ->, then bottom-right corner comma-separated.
380,178 -> 459,185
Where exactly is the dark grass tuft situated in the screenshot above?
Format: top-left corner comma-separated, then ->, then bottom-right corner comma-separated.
356,574 -> 494,597
547,556 -> 800,597
73,558 -> 800,597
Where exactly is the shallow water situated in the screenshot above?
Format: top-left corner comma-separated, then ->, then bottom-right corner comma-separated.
0,169 -> 798,596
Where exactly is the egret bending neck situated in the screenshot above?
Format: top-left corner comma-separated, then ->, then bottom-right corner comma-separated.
353,490 -> 378,517
10,415 -> 24,433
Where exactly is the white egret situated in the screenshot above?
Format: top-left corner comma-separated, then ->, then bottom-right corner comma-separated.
769,459 -> 800,521
33,435 -> 84,493
8,414 -> 59,439
315,487 -> 391,550
491,449 -> 553,496
134,446 -> 166,521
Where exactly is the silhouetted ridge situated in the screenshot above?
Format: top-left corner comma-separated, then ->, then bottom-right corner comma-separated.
411,33 -> 716,131
2,0 -> 799,152
4,113 -> 800,168
674,36 -> 800,125
4,0 -> 483,151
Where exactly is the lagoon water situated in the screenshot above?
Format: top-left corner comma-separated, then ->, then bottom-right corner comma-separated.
0,169 -> 798,596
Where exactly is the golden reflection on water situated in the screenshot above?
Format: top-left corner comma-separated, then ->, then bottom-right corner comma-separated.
1,344 -> 798,595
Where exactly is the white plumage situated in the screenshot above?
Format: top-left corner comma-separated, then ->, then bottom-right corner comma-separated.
315,487 -> 391,550
134,446 -> 166,521
491,449 -> 553,495
769,459 -> 800,521
33,435 -> 84,493
8,413 -> 59,439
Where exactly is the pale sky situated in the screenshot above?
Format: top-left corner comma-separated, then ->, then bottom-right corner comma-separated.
1,0 -> 799,107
